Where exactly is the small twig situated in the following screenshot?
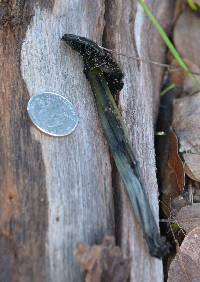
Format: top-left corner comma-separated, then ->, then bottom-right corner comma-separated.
160,199 -> 186,237
99,46 -> 200,76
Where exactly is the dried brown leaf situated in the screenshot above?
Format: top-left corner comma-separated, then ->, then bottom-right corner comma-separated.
176,204 -> 200,233
168,129 -> 185,192
174,10 -> 200,67
169,58 -> 200,94
183,153 -> 200,181
173,0 -> 187,23
74,236 -> 130,282
168,227 -> 200,282
173,93 -> 200,152
160,129 -> 185,214
173,93 -> 200,182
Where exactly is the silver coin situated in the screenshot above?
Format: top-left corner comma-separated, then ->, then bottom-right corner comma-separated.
27,92 -> 79,136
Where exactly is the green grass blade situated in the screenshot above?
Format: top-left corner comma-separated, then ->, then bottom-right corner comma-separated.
187,0 -> 199,10
160,83 -> 176,96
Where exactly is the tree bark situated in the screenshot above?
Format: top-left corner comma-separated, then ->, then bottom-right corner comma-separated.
0,1 -> 174,281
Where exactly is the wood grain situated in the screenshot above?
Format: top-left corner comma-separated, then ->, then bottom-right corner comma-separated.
0,20 -> 48,282
103,1 -> 174,281
21,1 -> 115,282
1,1 -> 114,282
0,0 -> 174,281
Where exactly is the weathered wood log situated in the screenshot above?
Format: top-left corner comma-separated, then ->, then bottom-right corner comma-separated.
103,1 -> 174,281
0,1 -> 174,281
